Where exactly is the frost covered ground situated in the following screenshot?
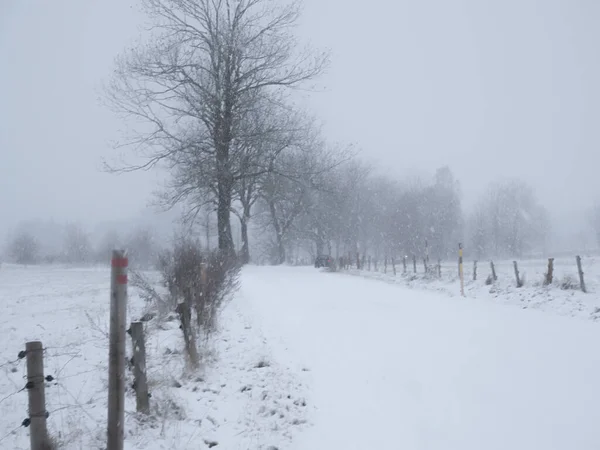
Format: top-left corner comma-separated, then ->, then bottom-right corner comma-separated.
2,262 -> 600,449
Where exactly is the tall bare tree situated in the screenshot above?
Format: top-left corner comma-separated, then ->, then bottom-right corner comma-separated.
468,179 -> 549,258
106,0 -> 328,257
231,101 -> 304,263
63,223 -> 92,264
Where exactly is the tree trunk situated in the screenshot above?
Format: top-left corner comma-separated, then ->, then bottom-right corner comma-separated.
240,216 -> 250,265
268,200 -> 286,264
217,191 -> 234,256
276,234 -> 286,264
216,156 -> 235,258
216,83 -> 236,258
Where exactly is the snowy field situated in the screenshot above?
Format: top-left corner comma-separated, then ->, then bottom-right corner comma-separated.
2,262 -> 600,449
0,265 -> 310,449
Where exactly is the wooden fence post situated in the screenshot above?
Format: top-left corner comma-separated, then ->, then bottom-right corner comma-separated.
576,255 -> 587,293
545,258 -> 554,285
490,261 -> 497,282
513,261 -> 523,288
26,341 -> 50,450
108,250 -> 128,450
176,301 -> 200,368
392,258 -> 396,276
412,255 -> 417,273
473,260 -> 477,281
129,322 -> 149,414
403,256 -> 407,274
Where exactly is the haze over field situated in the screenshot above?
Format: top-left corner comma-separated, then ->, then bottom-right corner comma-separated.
2,0 -> 600,256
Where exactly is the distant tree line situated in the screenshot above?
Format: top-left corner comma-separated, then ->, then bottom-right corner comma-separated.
95,0 -> 587,266
3,223 -> 160,268
244,164 -> 552,264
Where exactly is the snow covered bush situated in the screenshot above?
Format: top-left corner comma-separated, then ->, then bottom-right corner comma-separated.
132,239 -> 240,366
558,274 -> 579,291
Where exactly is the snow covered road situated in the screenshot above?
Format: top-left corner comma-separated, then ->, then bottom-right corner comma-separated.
239,266 -> 600,450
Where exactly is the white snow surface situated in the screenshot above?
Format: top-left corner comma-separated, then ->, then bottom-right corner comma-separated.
1,262 -> 600,449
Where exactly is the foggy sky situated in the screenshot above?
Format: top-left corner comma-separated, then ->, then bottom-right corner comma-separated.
1,0 -> 599,239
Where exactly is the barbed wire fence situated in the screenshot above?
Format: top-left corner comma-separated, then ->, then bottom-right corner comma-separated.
0,252 -> 162,450
0,340 -> 110,449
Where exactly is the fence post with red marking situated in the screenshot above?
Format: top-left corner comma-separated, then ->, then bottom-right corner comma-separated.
107,250 -> 128,450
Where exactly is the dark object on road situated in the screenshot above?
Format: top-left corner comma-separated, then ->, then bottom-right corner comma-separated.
314,255 -> 333,269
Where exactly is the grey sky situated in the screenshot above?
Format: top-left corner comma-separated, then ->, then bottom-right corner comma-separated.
1,0 -> 599,238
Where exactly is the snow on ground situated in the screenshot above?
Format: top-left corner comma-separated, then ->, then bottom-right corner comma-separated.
344,256 -> 600,321
2,262 -> 600,449
0,264 -> 309,449
241,265 -> 600,450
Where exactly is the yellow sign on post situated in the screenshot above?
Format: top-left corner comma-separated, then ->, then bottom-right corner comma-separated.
458,243 -> 465,296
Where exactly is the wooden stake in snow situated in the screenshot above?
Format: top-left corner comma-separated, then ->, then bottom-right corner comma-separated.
129,322 -> 149,414
576,255 -> 587,293
26,341 -> 50,450
545,258 -> 554,285
177,301 -> 200,368
513,261 -> 523,288
473,260 -> 478,281
490,260 -> 497,282
108,250 -> 128,450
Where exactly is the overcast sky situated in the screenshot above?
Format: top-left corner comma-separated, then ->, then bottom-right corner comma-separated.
1,0 -> 599,238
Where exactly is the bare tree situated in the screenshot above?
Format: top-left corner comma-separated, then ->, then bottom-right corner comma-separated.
106,0 -> 328,257
8,231 -> 40,265
126,228 -> 159,269
231,100 -> 303,263
257,127 -> 347,264
63,223 -> 92,264
468,206 -> 488,260
258,151 -> 310,264
468,179 -> 549,258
